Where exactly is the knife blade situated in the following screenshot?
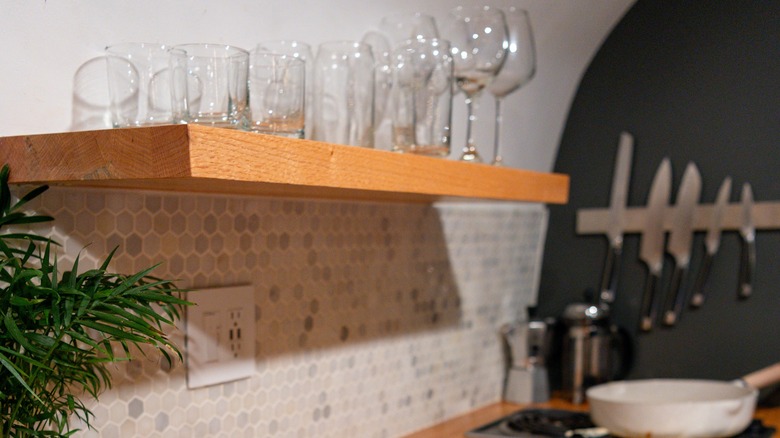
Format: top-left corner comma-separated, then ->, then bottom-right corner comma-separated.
662,162 -> 702,326
738,183 -> 756,300
638,158 -> 671,332
690,176 -> 732,308
598,132 -> 633,306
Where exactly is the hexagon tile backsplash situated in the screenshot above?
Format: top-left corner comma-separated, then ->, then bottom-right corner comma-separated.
19,187 -> 547,438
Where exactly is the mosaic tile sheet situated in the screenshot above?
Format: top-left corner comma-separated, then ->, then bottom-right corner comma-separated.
17,187 -> 548,437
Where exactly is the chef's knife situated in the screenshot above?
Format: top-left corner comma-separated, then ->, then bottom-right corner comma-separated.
738,183 -> 756,300
638,158 -> 671,332
690,177 -> 732,308
664,163 -> 701,325
662,162 -> 702,326
598,132 -> 633,306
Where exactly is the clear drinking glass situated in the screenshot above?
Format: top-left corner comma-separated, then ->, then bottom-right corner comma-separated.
172,43 -> 249,129
105,43 -> 185,127
255,40 -> 314,138
389,38 -> 453,156
445,5 -> 508,163
361,31 -> 393,149
488,7 -> 536,165
367,12 -> 441,150
311,41 -> 375,147
247,52 -> 306,138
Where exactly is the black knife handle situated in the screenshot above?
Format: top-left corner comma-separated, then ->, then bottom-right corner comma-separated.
738,238 -> 755,299
663,264 -> 686,326
690,252 -> 714,308
599,245 -> 621,306
639,271 -> 659,332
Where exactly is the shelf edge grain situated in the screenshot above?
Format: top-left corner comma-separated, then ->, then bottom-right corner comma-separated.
0,125 -> 569,204
0,125 -> 193,182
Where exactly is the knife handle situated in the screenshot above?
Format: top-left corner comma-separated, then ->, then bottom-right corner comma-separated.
738,238 -> 755,299
690,252 -> 714,308
663,264 -> 687,326
639,270 -> 660,332
599,245 -> 621,305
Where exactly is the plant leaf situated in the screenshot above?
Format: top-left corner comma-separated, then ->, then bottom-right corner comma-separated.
78,320 -> 147,343
11,184 -> 49,212
4,312 -> 46,356
0,351 -> 44,405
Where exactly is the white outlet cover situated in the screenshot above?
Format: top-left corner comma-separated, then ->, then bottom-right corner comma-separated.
185,285 -> 256,389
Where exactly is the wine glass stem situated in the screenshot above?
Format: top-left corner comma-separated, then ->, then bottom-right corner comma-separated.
462,92 -> 482,162
492,98 -> 504,165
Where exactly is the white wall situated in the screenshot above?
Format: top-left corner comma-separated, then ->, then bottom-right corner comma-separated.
0,0 -> 632,172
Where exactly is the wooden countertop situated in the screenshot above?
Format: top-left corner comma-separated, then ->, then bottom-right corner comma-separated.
403,399 -> 780,437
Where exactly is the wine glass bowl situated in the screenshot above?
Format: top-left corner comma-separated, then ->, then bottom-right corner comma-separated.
446,5 -> 508,163
380,12 -> 440,48
488,7 -> 536,165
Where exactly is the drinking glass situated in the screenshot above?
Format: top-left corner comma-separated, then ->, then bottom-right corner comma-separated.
361,31 -> 394,149
445,5 -> 508,163
488,7 -> 536,165
369,13 -> 440,150
246,52 -> 306,138
311,41 -> 375,147
389,38 -> 452,156
105,43 -> 185,127
255,40 -> 314,138
172,43 -> 249,129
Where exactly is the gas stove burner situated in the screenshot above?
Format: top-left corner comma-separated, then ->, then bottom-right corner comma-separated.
466,408 -> 775,438
466,408 -> 608,438
739,419 -> 776,437
500,409 -> 598,436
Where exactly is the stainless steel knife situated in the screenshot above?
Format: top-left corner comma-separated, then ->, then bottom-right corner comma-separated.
638,158 -> 671,332
690,177 -> 732,308
662,162 -> 702,326
598,132 -> 633,306
738,183 -> 756,299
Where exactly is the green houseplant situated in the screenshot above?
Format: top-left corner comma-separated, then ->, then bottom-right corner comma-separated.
0,165 -> 189,437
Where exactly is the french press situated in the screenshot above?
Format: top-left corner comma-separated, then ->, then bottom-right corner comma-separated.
560,303 -> 632,404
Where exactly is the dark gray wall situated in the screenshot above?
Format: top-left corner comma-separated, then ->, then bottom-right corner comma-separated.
539,1 -> 780,381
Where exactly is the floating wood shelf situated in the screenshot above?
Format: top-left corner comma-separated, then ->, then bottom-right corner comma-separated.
0,125 -> 569,204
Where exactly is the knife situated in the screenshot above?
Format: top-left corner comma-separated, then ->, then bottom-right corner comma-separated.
690,177 -> 732,308
598,132 -> 633,306
738,183 -> 756,300
662,162 -> 702,326
638,158 -> 671,332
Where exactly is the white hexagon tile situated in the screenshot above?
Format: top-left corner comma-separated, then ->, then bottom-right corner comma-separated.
16,187 -> 547,437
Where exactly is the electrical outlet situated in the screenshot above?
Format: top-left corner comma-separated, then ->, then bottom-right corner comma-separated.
185,285 -> 255,389
227,307 -> 243,359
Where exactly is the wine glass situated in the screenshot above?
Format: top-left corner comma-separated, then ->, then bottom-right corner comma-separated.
489,7 -> 536,166
380,12 -> 440,48
446,5 -> 508,163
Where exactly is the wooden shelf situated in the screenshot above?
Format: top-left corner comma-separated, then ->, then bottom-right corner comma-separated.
0,125 -> 569,204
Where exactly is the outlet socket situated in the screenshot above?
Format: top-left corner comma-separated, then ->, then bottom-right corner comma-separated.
185,285 -> 255,389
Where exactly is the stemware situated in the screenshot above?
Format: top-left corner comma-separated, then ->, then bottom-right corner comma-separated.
488,7 -> 536,165
446,5 -> 508,163
379,12 -> 439,48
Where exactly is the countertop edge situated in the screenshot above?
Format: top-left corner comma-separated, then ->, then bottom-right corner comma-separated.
401,399 -> 780,438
